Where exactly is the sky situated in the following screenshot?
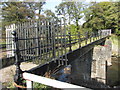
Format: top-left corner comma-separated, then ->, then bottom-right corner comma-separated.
43,0 -> 112,13
42,0 -> 112,25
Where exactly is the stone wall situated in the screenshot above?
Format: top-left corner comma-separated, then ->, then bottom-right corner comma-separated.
70,38 -> 112,88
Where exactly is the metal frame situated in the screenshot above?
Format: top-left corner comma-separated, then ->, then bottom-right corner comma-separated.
3,18 -> 112,88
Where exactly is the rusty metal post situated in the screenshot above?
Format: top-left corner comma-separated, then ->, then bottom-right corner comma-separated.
12,31 -> 23,89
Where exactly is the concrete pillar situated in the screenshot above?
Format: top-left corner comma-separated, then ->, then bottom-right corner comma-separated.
70,39 -> 112,87
91,39 -> 112,84
105,38 -> 112,66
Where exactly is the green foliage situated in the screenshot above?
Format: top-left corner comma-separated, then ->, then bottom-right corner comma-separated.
44,10 -> 57,20
33,82 -> 51,89
115,29 -> 120,35
56,2 -> 84,31
1,2 -> 46,40
2,2 -> 33,24
27,2 -> 46,19
110,34 -> 120,46
69,24 -> 77,34
2,2 -> 46,25
83,2 -> 119,33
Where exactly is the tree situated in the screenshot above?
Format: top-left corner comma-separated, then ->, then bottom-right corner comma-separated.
56,2 -> 84,32
2,2 -> 46,25
55,2 -> 73,24
69,2 -> 84,31
2,2 -> 34,24
27,2 -> 46,19
44,10 -> 57,19
83,2 -> 119,33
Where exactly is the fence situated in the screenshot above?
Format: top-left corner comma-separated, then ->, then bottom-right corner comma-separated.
0,18 -> 111,68
0,18 -> 112,88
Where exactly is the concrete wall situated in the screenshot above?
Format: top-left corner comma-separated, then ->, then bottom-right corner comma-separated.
70,38 -> 112,88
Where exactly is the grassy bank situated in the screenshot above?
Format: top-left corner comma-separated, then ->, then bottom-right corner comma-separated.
110,34 -> 120,56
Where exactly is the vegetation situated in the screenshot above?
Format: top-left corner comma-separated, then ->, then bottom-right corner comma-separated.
44,10 -> 57,20
1,1 -> 119,35
55,1 -> 119,35
110,34 -> 120,56
33,82 -> 51,89
2,2 -> 45,25
83,2 -> 119,34
55,2 -> 85,32
1,1 -> 119,89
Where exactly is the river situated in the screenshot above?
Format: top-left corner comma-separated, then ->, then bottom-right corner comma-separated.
107,57 -> 120,87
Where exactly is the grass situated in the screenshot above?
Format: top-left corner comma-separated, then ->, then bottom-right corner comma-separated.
110,34 -> 120,56
0,42 -> 6,44
33,82 -> 52,89
1,36 -> 103,89
110,34 -> 120,46
71,36 -> 98,51
2,82 -> 15,88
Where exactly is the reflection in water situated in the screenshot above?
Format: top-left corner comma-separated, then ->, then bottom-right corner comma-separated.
107,57 -> 120,87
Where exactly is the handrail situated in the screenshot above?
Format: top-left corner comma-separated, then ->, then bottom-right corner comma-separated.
23,72 -> 91,90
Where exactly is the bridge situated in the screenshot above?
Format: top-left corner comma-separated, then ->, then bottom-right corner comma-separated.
4,18 -> 112,89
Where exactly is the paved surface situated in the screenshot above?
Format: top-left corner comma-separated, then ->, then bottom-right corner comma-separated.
0,62 -> 37,87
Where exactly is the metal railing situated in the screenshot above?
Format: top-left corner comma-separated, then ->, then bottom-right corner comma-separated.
0,20 -> 111,68
1,18 -> 111,88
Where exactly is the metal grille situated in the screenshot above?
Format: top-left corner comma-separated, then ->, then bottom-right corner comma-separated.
12,19 -> 69,65
1,18 -> 112,68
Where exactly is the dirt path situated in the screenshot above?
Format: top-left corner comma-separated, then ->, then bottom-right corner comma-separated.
0,62 -> 38,88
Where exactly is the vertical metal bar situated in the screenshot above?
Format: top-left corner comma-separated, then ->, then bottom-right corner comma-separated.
90,32 -> 91,43
36,20 -> 39,57
34,20 -> 36,63
24,22 -> 28,60
51,19 -> 56,60
45,19 -> 48,61
12,31 -> 23,89
85,32 -> 87,45
68,32 -> 72,52
57,19 -> 60,66
42,19 -> 45,63
59,19 -> 63,65
49,21 -> 52,60
63,18 -> 68,66
47,20 -> 50,61
22,22 -> 24,60
23,22 -> 26,61
28,20 -> 31,61
46,20 -> 50,61
60,20 -> 64,65
38,20 -> 41,64
78,32 -> 81,48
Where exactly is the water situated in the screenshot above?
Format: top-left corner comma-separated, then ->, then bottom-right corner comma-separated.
52,57 -> 120,88
51,65 -> 71,83
107,57 -> 120,87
